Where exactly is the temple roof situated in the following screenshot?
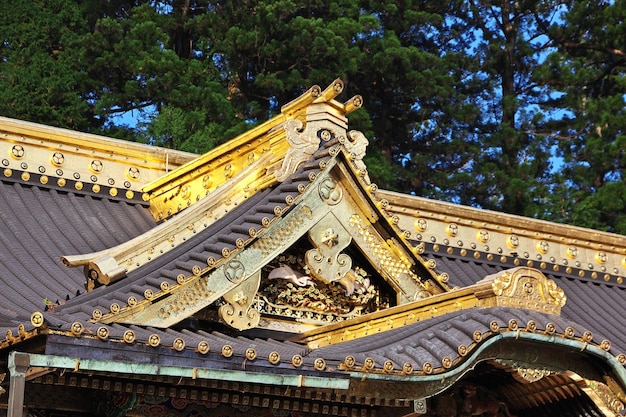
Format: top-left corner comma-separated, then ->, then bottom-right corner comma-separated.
0,82 -> 625,416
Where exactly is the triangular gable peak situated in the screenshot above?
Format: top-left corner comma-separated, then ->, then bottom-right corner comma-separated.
58,80 -> 460,334
141,78 -> 361,221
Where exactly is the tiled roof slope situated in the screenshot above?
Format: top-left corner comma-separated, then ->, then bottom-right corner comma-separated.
0,179 -> 156,321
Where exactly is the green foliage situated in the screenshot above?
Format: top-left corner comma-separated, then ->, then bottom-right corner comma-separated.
2,0 -> 626,233
0,0 -> 92,129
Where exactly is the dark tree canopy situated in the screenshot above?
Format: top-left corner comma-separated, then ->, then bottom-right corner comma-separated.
1,0 -> 625,233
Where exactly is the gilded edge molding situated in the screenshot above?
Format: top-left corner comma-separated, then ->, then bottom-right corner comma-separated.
0,116 -> 193,198
381,190 -> 626,286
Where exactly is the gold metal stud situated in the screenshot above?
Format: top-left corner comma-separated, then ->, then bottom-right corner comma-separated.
446,223 -> 459,237
292,354 -> 303,367
30,312 -> 44,328
71,322 -> 84,336
197,341 -> 210,354
97,327 -> 109,340
402,362 -> 414,374
442,357 -> 452,369
422,362 -> 433,374
458,345 -> 468,356
473,330 -> 483,342
222,345 -> 233,358
123,330 -> 136,343
344,355 -> 356,369
268,351 -> 280,365
489,320 -> 500,332
314,358 -> 326,371
148,334 -> 160,347
245,348 -> 257,361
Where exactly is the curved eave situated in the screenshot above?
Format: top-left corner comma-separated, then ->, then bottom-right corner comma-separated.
341,330 -> 626,409
10,308 -> 626,406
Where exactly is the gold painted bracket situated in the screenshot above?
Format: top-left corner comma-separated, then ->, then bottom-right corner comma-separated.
274,119 -> 320,182
306,214 -> 353,284
218,270 -> 262,331
476,267 -> 566,315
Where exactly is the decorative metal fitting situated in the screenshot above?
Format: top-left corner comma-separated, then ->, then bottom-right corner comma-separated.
441,357 -> 452,369
446,223 -> 459,237
11,145 -> 25,159
344,355 -> 356,369
489,320 -> 500,332
595,251 -> 608,264
127,166 -> 140,180
30,312 -> 44,328
292,354 -> 303,367
402,362 -> 414,374
245,348 -> 257,361
473,330 -> 483,342
600,339 -> 611,351
268,351 -> 280,365
458,345 -> 468,356
415,218 -> 428,232
97,327 -> 109,340
123,330 -> 136,343
148,334 -> 161,347
383,360 -> 395,373
545,323 -> 556,335
314,358 -> 326,371
422,362 -> 433,374
197,341 -> 210,355
477,229 -> 490,243
536,240 -> 549,254
221,345 -> 233,358
71,322 -> 84,336
526,320 -> 537,332
507,235 -> 520,248
566,246 -> 578,259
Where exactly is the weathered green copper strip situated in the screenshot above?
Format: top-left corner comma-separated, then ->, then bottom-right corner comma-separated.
9,351 -> 349,390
